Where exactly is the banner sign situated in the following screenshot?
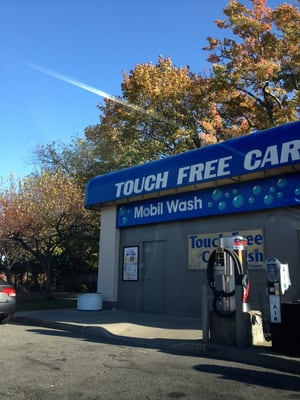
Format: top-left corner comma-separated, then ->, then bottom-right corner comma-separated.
187,230 -> 264,270
85,121 -> 300,208
117,172 -> 300,227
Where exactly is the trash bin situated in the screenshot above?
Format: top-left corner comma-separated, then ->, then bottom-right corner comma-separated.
77,293 -> 103,311
271,301 -> 300,356
282,301 -> 300,356
271,320 -> 285,353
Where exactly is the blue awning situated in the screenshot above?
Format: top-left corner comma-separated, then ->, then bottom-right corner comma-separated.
85,121 -> 300,210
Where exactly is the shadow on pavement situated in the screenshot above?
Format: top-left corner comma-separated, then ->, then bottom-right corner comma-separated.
193,363 -> 300,391
14,317 -> 300,378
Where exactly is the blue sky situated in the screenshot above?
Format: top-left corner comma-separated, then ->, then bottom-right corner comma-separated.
0,0 -> 295,179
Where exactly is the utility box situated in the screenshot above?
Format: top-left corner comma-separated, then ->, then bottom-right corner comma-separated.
210,311 -> 252,346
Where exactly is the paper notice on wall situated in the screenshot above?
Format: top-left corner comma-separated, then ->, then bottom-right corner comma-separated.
280,263 -> 291,294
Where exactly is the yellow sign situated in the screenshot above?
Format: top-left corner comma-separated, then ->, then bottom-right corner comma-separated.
188,230 -> 264,270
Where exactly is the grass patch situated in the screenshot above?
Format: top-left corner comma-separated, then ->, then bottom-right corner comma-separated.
16,293 -> 77,311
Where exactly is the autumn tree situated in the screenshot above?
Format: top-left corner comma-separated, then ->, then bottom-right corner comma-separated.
0,239 -> 23,271
0,171 -> 98,294
85,57 -> 212,172
85,0 -> 299,165
203,0 -> 300,139
0,177 -> 25,272
31,1 -> 300,182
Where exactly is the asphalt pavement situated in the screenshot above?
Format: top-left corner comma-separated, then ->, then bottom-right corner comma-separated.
14,306 -> 300,376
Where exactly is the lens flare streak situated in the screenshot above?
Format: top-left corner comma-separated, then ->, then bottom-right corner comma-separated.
27,61 -> 172,125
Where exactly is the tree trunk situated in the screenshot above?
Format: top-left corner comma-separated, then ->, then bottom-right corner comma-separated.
41,256 -> 53,298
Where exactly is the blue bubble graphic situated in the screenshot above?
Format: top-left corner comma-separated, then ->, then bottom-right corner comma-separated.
248,197 -> 255,205
212,189 -> 223,201
233,195 -> 244,208
225,192 -> 230,198
122,217 -> 128,224
295,187 -> 300,197
269,186 -> 276,193
119,207 -> 126,216
277,178 -> 287,188
232,188 -> 238,195
264,194 -> 274,205
277,192 -> 283,199
218,201 -> 227,211
208,202 -> 214,208
252,185 -> 262,195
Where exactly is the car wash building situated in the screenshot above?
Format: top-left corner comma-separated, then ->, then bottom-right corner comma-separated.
85,121 -> 300,318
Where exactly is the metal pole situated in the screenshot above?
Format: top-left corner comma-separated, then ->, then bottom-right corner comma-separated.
235,285 -> 246,347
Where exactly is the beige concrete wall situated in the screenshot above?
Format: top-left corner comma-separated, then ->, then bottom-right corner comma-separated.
97,206 -> 120,302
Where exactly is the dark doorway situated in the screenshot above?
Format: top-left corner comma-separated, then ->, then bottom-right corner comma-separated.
142,240 -> 166,313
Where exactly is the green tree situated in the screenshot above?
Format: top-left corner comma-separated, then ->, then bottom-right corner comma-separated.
31,137 -> 101,190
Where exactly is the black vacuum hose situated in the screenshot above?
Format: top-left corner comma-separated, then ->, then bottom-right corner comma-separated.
207,248 -> 244,318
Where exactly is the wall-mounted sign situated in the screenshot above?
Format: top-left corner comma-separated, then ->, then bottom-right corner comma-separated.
122,246 -> 139,281
117,172 -> 300,227
187,229 -> 264,270
269,294 -> 282,323
85,121 -> 300,208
